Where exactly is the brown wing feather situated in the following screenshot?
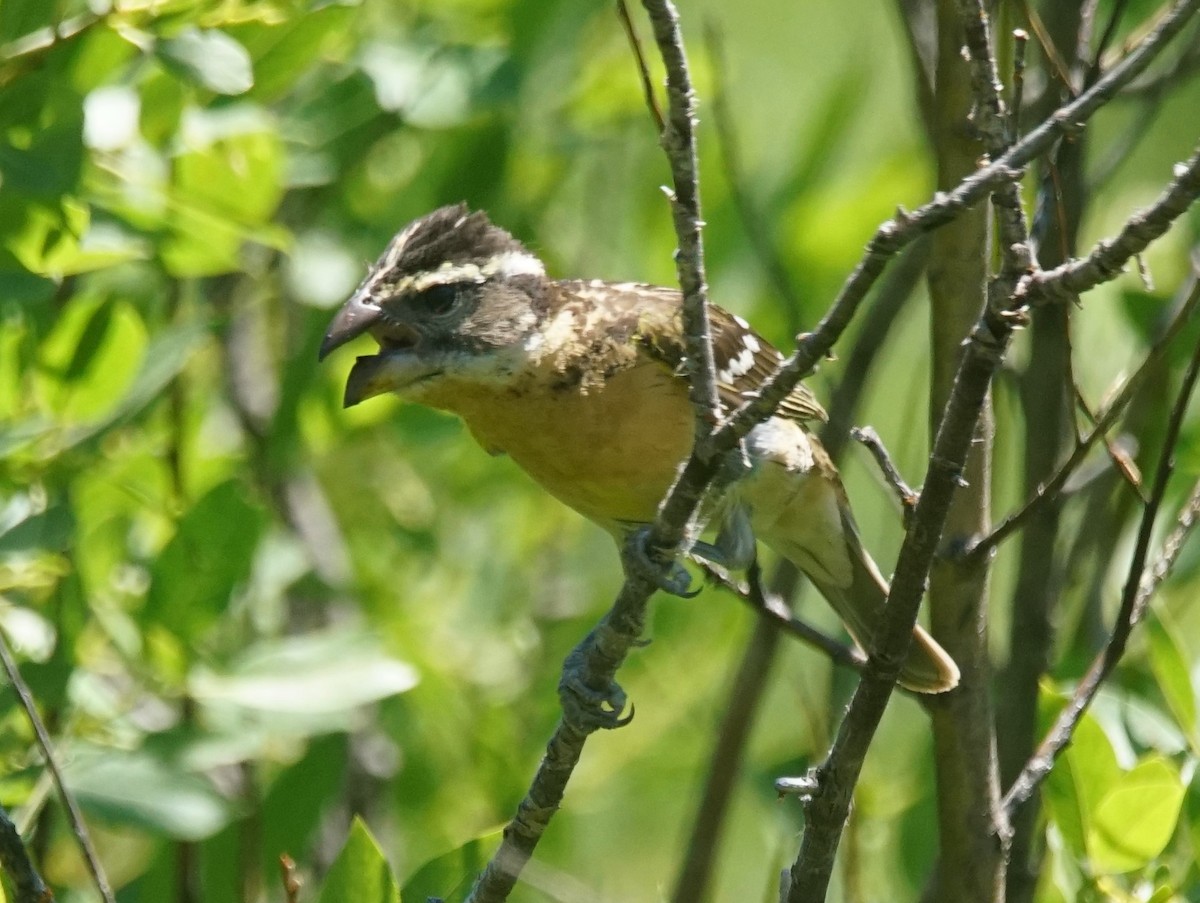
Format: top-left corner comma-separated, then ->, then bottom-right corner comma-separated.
565,281 -> 826,424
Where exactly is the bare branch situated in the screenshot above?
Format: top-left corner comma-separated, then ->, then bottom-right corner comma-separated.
1002,334 -> 1200,816
1023,142 -> 1200,305
616,0 -> 665,134
0,633 -> 114,903
851,427 -> 919,518
970,267 -> 1200,559
467,2 -> 722,898
711,0 -> 1200,460
700,562 -> 867,673
0,805 -> 50,903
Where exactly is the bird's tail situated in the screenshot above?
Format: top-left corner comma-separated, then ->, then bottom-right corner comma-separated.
764,507 -> 960,695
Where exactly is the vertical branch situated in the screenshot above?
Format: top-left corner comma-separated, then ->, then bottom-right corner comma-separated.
671,243 -> 929,903
998,5 -> 1092,901
640,0 -> 722,433
1003,332 -> 1200,813
924,1 -> 1027,899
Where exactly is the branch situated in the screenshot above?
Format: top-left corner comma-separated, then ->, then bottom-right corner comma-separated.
1002,333 -> 1200,816
672,242 -> 927,903
0,805 -> 50,903
851,427 -> 919,518
616,0 -> 664,133
710,0 -> 1200,461
470,4 -> 1200,899
970,271 -> 1200,559
1022,142 -> 1200,305
466,2 -> 721,898
700,562 -> 867,673
0,633 -> 114,903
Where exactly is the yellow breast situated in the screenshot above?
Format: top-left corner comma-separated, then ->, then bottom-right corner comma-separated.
418,360 -> 695,533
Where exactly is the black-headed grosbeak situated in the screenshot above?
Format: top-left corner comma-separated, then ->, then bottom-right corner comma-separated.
319,204 -> 959,694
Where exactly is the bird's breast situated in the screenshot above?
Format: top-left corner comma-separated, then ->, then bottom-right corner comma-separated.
416,359 -> 695,531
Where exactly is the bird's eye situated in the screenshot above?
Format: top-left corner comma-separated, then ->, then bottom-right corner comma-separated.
421,283 -> 459,315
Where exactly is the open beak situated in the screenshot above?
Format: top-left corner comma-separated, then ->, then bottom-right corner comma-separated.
320,288 -> 436,408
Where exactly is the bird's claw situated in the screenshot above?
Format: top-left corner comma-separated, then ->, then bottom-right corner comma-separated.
622,528 -> 700,598
559,669 -> 634,731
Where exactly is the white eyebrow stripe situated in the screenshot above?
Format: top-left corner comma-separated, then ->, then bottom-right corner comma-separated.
387,251 -> 546,293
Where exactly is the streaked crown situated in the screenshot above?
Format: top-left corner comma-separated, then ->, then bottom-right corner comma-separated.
373,204 -> 545,294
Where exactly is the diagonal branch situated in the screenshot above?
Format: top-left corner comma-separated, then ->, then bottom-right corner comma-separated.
1002,332 -> 1200,816
0,804 -> 50,903
710,0 -> 1200,460
787,3 -> 1200,899
0,633 -> 114,903
970,270 -> 1200,559
1021,142 -> 1200,305
466,2 -> 721,898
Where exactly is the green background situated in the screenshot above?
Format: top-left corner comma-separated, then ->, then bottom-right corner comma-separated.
2,0 -> 1199,900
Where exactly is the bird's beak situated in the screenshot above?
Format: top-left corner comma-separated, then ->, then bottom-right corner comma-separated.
320,287 -> 438,409
318,287 -> 381,362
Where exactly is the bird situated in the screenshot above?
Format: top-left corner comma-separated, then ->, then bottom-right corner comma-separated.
318,204 -> 959,695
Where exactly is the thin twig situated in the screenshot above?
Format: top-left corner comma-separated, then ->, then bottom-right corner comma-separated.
970,271 -> 1200,559
1072,382 -> 1146,500
1002,334 -> 1200,816
1089,0 -> 1130,82
465,3 -> 720,899
1011,28 -> 1029,137
699,562 -> 867,672
709,0 -> 1200,460
0,633 -> 114,903
851,427 -> 919,518
615,0 -> 664,134
1022,141 -> 1200,306
1018,0 -> 1077,94
0,804 -> 50,903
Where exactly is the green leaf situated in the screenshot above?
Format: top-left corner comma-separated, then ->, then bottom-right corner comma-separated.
401,831 -> 498,903
1088,756 -> 1185,874
64,744 -> 236,841
157,28 -> 254,95
63,318 -> 208,449
145,480 -> 265,638
1040,687 -> 1122,856
318,818 -> 400,903
191,628 -> 418,723
235,3 -> 359,103
1147,610 -> 1197,748
0,499 -> 74,555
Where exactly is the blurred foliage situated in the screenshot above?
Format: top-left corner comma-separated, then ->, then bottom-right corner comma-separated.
0,0 -> 1199,900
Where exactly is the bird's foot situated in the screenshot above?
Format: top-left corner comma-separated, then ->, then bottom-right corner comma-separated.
559,648 -> 634,731
622,527 -> 700,598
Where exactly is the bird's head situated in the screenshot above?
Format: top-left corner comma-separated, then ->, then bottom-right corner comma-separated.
318,204 -> 548,406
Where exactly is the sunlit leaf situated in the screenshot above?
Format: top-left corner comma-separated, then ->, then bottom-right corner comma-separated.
64,744 -> 237,841
190,628 -> 418,717
157,28 -> 254,95
1088,756 -> 1185,874
1041,686 -> 1122,856
318,818 -> 400,903
1147,611 -> 1197,749
401,831 -> 498,903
